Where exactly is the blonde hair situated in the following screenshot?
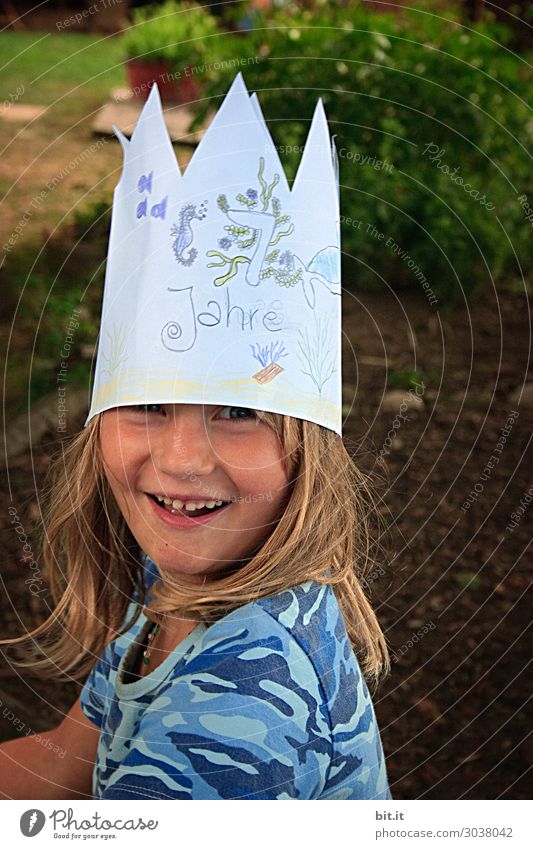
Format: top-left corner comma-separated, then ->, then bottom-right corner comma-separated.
2,411 -> 391,689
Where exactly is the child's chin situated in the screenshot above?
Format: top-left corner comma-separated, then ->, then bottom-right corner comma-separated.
152,560 -> 215,584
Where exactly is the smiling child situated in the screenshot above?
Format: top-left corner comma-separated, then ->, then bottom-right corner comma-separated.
0,74 -> 392,800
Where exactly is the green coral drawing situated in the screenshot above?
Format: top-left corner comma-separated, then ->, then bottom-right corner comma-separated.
217,194 -> 230,214
206,252 -> 250,287
296,314 -> 336,396
208,158 -> 295,288
260,265 -> 303,287
101,322 -> 128,378
258,157 -> 279,211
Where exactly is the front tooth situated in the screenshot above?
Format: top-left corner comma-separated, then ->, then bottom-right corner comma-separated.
186,501 -> 205,510
163,497 -> 172,505
172,499 -> 184,509
205,501 -> 216,508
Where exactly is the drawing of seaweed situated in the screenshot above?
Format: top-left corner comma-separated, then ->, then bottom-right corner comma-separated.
101,322 -> 128,378
207,159 -> 294,287
258,158 -> 279,211
250,340 -> 288,367
217,194 -> 229,213
236,189 -> 258,208
206,251 -> 250,286
297,315 -> 336,395
260,265 -> 303,287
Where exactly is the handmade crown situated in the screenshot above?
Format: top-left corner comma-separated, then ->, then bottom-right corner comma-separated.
85,73 -> 342,434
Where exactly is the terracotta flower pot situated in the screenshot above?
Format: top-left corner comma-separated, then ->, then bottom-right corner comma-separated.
125,58 -> 200,104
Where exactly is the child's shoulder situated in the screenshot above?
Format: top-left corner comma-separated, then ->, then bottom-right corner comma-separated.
253,581 -> 358,703
194,579 -> 343,652
255,579 -> 341,633
190,579 -> 358,707
138,559 -> 359,702
139,558 -> 347,670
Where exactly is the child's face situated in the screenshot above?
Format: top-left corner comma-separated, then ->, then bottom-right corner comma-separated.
99,404 -> 291,582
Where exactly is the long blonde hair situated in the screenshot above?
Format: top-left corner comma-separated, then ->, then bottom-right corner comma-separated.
2,411 -> 391,689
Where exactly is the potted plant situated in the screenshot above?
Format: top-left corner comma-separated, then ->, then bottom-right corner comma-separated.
122,0 -> 220,103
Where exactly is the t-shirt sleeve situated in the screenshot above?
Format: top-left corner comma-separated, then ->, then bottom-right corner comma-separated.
99,612 -> 333,800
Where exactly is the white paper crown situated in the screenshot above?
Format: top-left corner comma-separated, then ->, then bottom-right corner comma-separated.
85,73 -> 342,434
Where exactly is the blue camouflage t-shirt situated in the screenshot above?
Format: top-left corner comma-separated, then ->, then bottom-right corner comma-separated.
80,558 -> 392,800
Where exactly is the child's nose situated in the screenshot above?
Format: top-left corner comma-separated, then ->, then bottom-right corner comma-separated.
151,413 -> 217,478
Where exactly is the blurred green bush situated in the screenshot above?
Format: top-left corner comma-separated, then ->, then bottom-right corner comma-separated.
193,0 -> 532,304
122,0 -> 219,67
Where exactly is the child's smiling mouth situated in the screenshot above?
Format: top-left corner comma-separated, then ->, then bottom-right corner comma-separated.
145,492 -> 232,525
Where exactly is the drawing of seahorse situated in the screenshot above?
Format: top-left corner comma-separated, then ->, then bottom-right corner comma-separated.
171,201 -> 207,266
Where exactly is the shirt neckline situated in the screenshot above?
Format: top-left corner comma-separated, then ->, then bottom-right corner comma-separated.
116,611 -> 207,699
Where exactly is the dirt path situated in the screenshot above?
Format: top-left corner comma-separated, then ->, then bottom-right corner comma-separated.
1,287 -> 531,799
0,102 -> 121,253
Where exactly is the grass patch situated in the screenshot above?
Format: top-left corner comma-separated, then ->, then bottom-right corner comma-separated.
0,31 -> 125,117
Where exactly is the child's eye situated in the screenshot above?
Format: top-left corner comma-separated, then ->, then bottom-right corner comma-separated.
217,406 -> 257,421
130,404 -> 165,415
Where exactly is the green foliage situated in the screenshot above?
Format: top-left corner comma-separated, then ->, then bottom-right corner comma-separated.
195,0 -> 532,304
454,572 -> 484,590
72,199 -> 111,246
387,368 -> 434,391
122,0 -> 219,68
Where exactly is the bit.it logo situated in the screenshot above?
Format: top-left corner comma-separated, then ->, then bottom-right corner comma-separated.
20,809 -> 46,837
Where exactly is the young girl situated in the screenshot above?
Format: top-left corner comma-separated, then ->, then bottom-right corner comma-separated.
0,75 -> 392,800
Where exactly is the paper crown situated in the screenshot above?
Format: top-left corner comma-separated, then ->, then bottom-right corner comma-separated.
85,73 -> 342,434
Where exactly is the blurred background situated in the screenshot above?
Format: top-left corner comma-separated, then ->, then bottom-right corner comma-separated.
0,0 -> 531,800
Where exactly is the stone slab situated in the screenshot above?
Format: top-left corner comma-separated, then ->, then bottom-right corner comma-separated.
0,104 -> 46,123
91,88 -> 211,144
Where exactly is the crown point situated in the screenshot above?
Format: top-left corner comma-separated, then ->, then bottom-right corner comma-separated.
112,124 -> 130,154
147,82 -> 162,104
292,95 -> 336,195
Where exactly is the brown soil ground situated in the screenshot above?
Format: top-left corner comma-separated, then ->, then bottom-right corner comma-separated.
1,282 -> 531,800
